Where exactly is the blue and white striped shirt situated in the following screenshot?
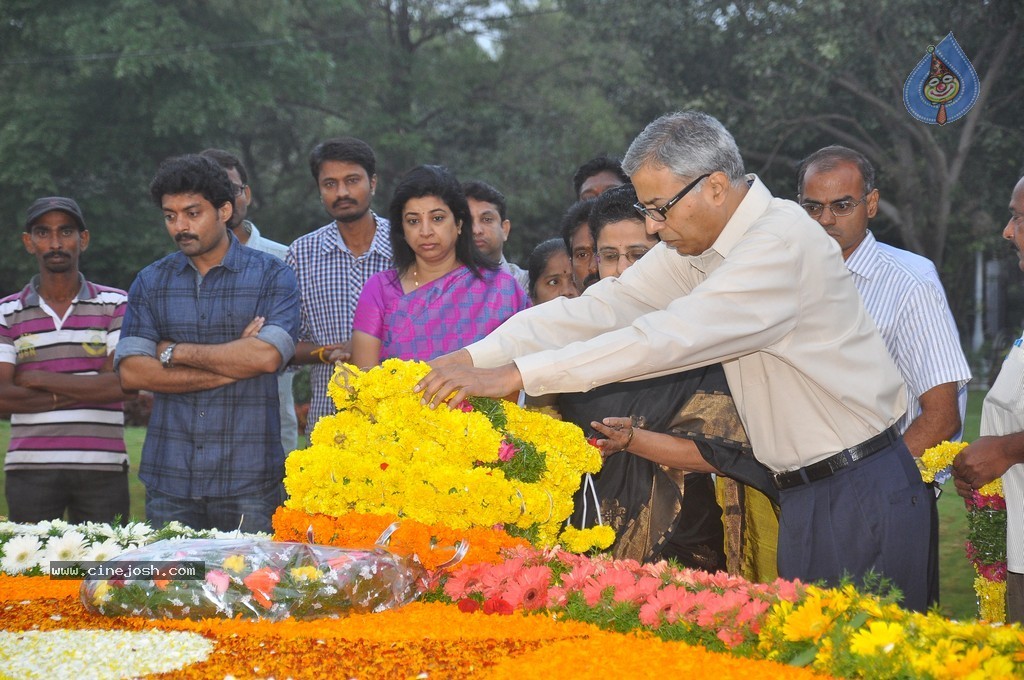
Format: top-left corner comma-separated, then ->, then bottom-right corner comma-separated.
845,231 -> 971,435
286,215 -> 393,429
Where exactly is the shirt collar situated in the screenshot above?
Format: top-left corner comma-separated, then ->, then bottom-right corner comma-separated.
23,273 -> 91,305
843,230 -> 879,280
709,174 -> 771,259
321,213 -> 390,256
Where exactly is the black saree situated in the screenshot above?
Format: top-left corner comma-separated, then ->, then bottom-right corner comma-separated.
560,363 -> 770,570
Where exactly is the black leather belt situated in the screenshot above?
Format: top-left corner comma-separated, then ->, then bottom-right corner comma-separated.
772,425 -> 900,490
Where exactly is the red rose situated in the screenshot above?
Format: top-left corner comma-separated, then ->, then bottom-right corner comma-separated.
482,597 -> 514,615
457,598 -> 480,613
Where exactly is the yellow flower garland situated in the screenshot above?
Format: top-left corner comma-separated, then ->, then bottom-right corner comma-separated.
917,440 -> 1007,622
284,359 -> 604,550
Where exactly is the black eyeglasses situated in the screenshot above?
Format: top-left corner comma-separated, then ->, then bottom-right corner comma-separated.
800,194 -> 867,219
633,173 -> 711,222
232,183 -> 248,197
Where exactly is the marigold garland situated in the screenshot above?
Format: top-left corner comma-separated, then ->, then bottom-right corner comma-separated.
917,440 -> 1008,622
284,359 -> 605,551
272,507 -> 530,570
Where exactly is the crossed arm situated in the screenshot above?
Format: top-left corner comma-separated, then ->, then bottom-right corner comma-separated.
0,353 -> 132,414
118,317 -> 284,394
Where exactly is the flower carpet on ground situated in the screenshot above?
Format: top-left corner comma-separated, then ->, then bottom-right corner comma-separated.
0,574 -> 827,679
1,361 -> 1020,680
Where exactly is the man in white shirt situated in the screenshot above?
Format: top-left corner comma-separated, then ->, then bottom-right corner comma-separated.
417,111 -> 934,611
797,146 -> 970,455
953,174 -> 1024,623
797,145 -> 972,607
201,148 -> 298,454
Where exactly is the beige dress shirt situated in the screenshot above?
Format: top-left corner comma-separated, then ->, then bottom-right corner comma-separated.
468,176 -> 906,472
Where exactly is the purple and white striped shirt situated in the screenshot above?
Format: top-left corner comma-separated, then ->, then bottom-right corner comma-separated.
0,275 -> 127,472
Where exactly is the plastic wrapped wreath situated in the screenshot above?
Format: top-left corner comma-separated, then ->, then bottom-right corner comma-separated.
81,524 -> 463,621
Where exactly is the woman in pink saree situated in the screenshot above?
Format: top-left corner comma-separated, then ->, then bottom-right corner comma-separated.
350,165 -> 529,366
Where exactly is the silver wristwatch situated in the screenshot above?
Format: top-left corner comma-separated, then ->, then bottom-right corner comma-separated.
160,342 -> 178,368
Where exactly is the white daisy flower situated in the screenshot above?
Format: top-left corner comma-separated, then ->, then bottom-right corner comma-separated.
0,534 -> 44,574
43,530 -> 87,564
45,519 -> 71,535
85,539 -> 124,563
125,522 -> 153,540
84,522 -> 117,540
19,522 -> 51,536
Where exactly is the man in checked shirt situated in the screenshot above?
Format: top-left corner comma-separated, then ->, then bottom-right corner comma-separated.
286,137 -> 393,434
117,154 -> 299,533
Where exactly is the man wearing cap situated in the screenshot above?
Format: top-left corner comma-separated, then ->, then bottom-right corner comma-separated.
0,197 -> 132,523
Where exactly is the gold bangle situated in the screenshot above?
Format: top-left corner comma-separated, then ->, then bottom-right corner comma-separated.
314,346 -> 329,364
623,426 -> 635,450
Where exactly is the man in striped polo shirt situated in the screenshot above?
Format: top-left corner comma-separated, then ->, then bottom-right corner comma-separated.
0,197 -> 132,524
797,146 -> 972,605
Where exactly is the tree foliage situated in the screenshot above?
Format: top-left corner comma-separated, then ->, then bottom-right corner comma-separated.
1,0 -> 1021,337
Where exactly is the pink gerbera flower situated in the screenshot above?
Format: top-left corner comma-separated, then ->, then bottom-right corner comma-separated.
504,565 -> 552,610
583,568 -> 636,606
444,564 -> 487,600
205,569 -> 231,597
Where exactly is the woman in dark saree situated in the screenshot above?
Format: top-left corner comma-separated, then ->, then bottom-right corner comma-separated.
562,185 -> 777,572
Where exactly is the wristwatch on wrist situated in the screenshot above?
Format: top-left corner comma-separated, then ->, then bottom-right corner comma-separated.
160,342 -> 178,368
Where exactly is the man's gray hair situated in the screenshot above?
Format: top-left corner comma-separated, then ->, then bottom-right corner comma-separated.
622,111 -> 746,185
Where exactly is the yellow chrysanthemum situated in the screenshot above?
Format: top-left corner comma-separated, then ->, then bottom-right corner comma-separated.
284,359 -> 609,548
559,525 -> 616,553
917,440 -> 967,483
781,597 -> 832,643
976,575 -> 1007,622
849,620 -> 905,656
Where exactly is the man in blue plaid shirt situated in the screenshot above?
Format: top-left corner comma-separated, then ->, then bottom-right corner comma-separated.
287,137 -> 393,432
116,155 -> 300,533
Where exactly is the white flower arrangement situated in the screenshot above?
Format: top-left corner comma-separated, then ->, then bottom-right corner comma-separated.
0,520 -> 268,576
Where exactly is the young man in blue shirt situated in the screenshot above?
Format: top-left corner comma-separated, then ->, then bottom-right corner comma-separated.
116,154 -> 300,532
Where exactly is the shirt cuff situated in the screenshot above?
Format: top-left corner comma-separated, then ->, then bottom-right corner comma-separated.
466,338 -> 510,369
513,352 -> 596,396
258,324 -> 296,369
113,336 -> 157,370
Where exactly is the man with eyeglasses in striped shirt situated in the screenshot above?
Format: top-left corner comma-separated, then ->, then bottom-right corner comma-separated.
798,145 -> 971,606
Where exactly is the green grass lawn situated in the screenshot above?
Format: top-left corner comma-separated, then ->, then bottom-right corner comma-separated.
0,395 -> 987,618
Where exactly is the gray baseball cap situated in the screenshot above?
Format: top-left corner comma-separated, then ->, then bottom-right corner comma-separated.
25,196 -> 86,231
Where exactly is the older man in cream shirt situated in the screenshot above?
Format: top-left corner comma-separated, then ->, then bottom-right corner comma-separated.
417,111 -> 933,612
